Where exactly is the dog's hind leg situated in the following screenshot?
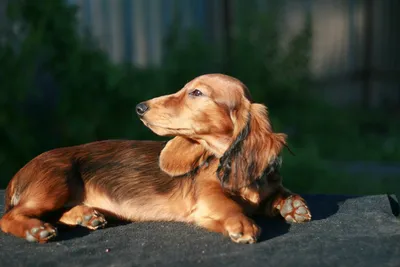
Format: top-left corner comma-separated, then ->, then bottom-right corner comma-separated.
0,174 -> 74,243
0,206 -> 58,243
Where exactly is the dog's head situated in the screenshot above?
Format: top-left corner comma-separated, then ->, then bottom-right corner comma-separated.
137,74 -> 287,191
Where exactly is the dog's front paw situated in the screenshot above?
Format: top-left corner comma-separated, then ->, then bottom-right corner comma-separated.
224,214 -> 261,244
274,195 -> 311,223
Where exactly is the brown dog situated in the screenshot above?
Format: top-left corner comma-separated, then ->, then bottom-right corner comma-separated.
0,74 -> 311,244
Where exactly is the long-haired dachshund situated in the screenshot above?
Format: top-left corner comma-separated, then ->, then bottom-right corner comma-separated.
0,74 -> 311,244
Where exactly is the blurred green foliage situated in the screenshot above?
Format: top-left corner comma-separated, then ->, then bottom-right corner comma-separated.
0,0 -> 399,194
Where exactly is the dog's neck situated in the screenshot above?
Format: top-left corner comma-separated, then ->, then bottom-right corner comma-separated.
196,136 -> 232,158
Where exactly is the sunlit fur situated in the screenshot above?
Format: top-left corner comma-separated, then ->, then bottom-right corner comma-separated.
0,73 -> 310,244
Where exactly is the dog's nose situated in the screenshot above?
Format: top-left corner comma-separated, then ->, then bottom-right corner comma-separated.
136,102 -> 149,116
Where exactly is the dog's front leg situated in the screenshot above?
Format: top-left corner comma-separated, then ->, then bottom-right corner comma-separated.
192,180 -> 261,244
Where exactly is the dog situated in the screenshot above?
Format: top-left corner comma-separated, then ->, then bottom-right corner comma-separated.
0,73 -> 311,244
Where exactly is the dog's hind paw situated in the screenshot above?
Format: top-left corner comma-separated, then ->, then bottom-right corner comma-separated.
26,223 -> 57,243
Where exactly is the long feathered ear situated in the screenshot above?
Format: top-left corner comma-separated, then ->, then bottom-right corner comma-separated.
159,136 -> 213,177
217,103 -> 287,191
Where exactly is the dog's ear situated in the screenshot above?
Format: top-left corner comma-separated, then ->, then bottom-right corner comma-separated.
217,103 -> 287,190
159,136 -> 212,177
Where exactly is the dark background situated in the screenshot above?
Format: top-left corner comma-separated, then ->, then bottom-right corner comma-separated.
0,0 -> 399,195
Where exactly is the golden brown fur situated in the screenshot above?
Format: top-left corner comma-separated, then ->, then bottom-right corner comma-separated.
0,73 -> 311,244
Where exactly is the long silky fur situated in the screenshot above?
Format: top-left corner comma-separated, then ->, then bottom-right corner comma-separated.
216,113 -> 251,187
216,105 -> 287,192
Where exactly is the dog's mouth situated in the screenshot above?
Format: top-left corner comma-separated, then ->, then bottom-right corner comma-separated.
140,119 -> 193,134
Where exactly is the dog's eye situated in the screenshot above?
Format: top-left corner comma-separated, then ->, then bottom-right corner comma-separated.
189,89 -> 203,97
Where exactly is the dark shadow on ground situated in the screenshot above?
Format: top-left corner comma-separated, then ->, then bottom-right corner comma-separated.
302,194 -> 358,221
51,219 -> 132,242
253,216 -> 291,242
252,194 -> 359,242
387,194 -> 400,218
52,225 -> 92,241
